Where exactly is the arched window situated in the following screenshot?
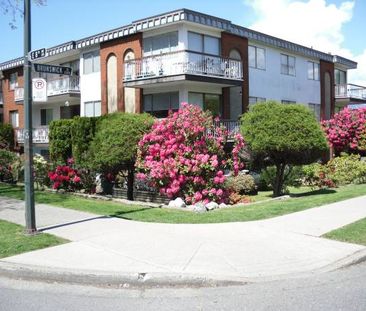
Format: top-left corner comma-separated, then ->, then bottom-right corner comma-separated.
124,50 -> 136,113
107,54 -> 118,113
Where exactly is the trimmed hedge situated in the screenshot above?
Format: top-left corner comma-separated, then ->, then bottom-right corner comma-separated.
71,116 -> 99,167
88,112 -> 154,174
0,123 -> 14,150
49,119 -> 73,164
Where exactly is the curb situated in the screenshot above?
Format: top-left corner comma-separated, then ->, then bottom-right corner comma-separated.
1,248 -> 366,288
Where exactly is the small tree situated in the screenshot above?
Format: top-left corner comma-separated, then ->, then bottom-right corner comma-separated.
241,101 -> 328,197
0,123 -> 14,150
322,107 -> 366,154
88,112 -> 154,199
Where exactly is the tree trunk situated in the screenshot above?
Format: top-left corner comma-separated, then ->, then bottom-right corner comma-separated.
127,166 -> 135,201
273,163 -> 286,197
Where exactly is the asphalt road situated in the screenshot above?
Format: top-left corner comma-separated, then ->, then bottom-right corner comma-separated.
1,262 -> 366,311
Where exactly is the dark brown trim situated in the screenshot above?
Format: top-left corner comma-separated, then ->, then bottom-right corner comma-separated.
320,60 -> 335,120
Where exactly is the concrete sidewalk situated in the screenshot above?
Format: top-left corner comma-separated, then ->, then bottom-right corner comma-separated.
0,195 -> 366,285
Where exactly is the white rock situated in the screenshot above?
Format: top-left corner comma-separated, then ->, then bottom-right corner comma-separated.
168,197 -> 186,208
205,201 -> 219,210
219,203 -> 228,209
193,203 -> 207,213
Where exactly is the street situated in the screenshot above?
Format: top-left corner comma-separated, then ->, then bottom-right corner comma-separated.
1,262 -> 365,311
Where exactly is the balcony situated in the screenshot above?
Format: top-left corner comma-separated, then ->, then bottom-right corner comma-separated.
15,126 -> 49,144
335,84 -> 366,101
124,51 -> 243,86
14,76 -> 80,102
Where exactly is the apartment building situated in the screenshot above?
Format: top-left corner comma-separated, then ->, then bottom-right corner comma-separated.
0,8 -> 365,154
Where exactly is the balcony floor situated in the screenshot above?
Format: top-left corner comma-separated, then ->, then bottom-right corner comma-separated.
124,73 -> 243,88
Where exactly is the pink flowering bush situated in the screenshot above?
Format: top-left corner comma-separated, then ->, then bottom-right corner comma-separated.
48,158 -> 82,191
136,104 -> 245,204
322,108 -> 366,153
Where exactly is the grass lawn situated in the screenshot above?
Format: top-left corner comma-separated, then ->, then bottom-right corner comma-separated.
0,219 -> 67,259
323,218 -> 366,246
1,183 -> 366,224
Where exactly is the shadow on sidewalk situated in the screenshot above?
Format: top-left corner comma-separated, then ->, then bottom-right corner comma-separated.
38,216 -> 111,232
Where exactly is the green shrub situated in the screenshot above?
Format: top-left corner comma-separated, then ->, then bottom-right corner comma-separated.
326,153 -> 366,185
241,101 -> 328,196
0,149 -> 17,182
49,119 -> 74,164
226,174 -> 257,195
71,116 -> 99,167
0,123 -> 14,150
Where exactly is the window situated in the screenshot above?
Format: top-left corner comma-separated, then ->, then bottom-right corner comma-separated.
188,92 -> 221,117
143,92 -> 179,118
143,32 -> 179,55
9,110 -> 19,127
9,73 -> 17,90
281,100 -> 296,104
335,69 -> 347,85
40,109 -> 53,126
188,32 -> 220,55
83,51 -> 100,74
308,61 -> 320,80
249,46 -> 265,69
281,54 -> 295,76
249,96 -> 266,106
308,103 -> 321,121
84,101 -> 101,117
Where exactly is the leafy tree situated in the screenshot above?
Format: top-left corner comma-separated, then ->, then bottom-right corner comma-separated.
88,112 -> 154,199
241,101 -> 328,197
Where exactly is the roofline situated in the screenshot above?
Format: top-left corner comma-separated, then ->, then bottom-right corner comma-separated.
0,8 -> 357,71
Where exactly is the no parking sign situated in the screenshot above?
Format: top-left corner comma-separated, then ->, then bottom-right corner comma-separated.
32,78 -> 47,102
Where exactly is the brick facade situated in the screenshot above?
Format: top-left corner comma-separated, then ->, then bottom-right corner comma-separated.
2,67 -> 24,128
221,32 -> 249,119
320,60 -> 335,120
100,33 -> 143,115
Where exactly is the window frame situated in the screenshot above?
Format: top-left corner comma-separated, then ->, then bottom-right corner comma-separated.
249,96 -> 266,106
84,100 -> 101,117
307,61 -> 320,80
83,50 -> 100,74
143,31 -> 179,56
281,53 -> 296,76
9,72 -> 18,90
308,103 -> 321,121
281,100 -> 296,105
249,45 -> 266,70
40,108 -> 53,126
188,31 -> 221,56
143,92 -> 179,118
9,110 -> 19,127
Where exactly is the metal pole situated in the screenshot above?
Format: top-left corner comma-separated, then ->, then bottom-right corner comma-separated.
24,0 -> 36,234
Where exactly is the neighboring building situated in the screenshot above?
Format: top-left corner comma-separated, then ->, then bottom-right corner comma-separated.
0,8 -> 362,153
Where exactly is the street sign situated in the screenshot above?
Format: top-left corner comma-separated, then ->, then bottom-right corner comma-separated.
28,48 -> 46,61
32,78 -> 47,102
33,63 -> 72,75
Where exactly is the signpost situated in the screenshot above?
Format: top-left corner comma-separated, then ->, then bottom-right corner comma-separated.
33,63 -> 72,75
28,48 -> 46,61
32,78 -> 47,102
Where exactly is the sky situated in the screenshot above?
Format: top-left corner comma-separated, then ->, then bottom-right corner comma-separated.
1,0 -> 365,85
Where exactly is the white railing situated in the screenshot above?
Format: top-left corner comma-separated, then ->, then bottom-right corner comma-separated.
14,76 -> 80,102
207,120 -> 241,141
47,76 -> 80,96
335,83 -> 366,100
14,87 -> 24,101
15,126 -> 49,144
124,51 -> 243,81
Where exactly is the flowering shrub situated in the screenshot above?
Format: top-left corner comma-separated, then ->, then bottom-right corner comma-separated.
322,108 -> 366,153
0,149 -> 17,182
33,154 -> 50,189
48,158 -> 82,191
136,104 -> 245,204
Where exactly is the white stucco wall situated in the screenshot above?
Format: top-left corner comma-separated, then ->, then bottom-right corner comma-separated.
79,48 -> 101,116
249,43 -> 321,106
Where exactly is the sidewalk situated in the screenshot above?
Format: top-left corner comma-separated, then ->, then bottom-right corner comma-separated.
0,195 -> 366,285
